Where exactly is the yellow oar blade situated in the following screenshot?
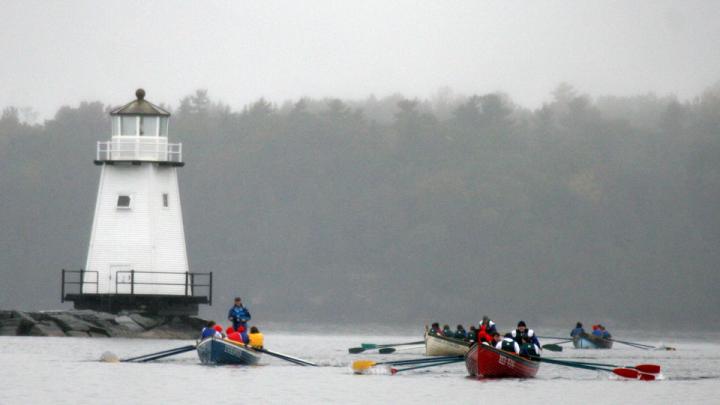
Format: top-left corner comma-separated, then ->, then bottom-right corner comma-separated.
351,359 -> 377,371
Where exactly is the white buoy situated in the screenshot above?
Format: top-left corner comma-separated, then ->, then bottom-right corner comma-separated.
100,351 -> 120,363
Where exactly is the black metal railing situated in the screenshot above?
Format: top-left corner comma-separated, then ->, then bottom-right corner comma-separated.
61,269 -> 99,302
61,269 -> 213,305
114,270 -> 212,305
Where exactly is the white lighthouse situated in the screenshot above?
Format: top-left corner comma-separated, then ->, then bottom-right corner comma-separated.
62,89 -> 211,315
85,88 -> 188,296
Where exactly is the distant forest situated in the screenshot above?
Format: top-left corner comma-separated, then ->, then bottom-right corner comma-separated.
1,83 -> 719,329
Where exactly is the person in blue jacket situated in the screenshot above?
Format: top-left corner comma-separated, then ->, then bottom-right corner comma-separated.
228,297 -> 251,341
570,322 -> 585,337
200,321 -> 221,340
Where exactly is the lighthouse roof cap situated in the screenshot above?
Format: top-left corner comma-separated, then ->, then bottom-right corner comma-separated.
110,89 -> 170,117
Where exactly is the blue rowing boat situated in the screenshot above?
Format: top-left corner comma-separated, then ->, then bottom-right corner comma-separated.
573,333 -> 613,349
196,337 -> 262,365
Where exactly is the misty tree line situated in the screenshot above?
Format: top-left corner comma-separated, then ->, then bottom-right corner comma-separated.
1,83 -> 718,327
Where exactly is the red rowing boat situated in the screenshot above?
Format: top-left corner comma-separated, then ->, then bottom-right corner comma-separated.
465,343 -> 540,379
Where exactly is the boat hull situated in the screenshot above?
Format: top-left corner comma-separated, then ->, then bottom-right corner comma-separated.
572,333 -> 613,349
465,343 -> 540,379
425,332 -> 472,356
196,338 -> 262,365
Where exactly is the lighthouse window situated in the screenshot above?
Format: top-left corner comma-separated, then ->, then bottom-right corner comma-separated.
159,117 -> 168,136
140,116 -> 158,136
121,116 -> 137,135
162,193 -> 169,208
112,117 -> 121,135
117,195 -> 131,209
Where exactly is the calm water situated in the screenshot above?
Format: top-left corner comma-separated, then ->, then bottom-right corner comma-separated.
1,330 -> 718,404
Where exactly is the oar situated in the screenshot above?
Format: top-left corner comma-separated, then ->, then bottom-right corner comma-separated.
563,359 -> 660,374
122,345 -> 196,363
360,340 -> 424,350
352,355 -> 463,372
390,358 -> 464,374
219,338 -> 317,366
608,338 -> 674,350
378,344 -> 425,354
614,367 -> 656,381
530,356 -> 656,380
252,346 -> 318,367
542,339 -> 573,352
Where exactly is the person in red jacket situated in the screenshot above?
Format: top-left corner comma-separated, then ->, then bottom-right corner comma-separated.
226,326 -> 243,343
476,316 -> 497,343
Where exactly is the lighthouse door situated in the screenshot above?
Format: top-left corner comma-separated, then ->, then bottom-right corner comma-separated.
109,264 -> 133,293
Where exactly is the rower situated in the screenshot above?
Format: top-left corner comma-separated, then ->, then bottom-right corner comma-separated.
200,321 -> 222,340
476,316 -> 497,343
442,324 -> 453,337
248,326 -> 264,349
226,326 -> 243,343
467,326 -> 478,343
489,332 -> 503,347
429,322 -> 442,336
498,333 -> 520,354
511,321 -> 541,357
570,322 -> 585,337
454,324 -> 467,339
600,325 -> 612,339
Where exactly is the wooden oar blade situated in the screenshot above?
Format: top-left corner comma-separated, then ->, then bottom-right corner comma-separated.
542,344 -> 563,352
348,347 -> 365,354
635,364 -> 661,374
613,368 -> 639,379
360,344 -> 378,349
378,347 -> 396,354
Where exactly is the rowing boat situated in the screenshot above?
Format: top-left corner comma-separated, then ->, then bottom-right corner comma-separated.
196,337 -> 262,365
573,332 -> 613,349
465,343 -> 540,379
424,332 -> 472,356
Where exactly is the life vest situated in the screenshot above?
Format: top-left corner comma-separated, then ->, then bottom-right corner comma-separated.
511,329 -> 530,344
520,343 -> 539,357
249,332 -> 264,348
500,337 -> 520,354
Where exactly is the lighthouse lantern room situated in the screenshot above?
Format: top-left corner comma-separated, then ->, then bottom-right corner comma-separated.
61,89 -> 211,315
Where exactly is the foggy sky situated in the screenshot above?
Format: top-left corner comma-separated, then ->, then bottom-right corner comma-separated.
2,0 -> 720,120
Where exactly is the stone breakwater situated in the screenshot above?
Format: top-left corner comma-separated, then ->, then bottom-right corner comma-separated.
0,309 -> 208,339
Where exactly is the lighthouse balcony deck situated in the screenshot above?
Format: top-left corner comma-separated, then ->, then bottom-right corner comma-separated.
95,137 -> 183,166
61,269 -> 211,315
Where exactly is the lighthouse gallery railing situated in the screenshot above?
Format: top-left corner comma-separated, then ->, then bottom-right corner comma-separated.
97,137 -> 182,163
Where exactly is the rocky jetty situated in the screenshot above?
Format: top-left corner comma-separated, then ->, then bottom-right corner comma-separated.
0,309 -> 208,339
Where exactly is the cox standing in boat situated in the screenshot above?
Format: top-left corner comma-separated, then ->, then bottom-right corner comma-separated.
228,297 -> 252,342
